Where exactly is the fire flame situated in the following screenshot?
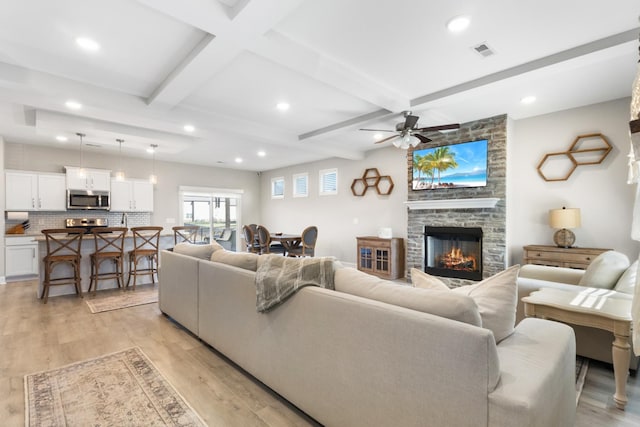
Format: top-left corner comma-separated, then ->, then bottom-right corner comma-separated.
439,246 -> 477,271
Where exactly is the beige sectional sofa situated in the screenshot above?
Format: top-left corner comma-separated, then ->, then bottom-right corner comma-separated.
517,251 -> 638,370
159,245 -> 576,427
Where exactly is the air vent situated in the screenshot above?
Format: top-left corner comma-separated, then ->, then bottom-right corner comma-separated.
472,42 -> 495,58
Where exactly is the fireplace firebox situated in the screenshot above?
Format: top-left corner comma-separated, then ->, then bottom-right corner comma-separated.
424,226 -> 483,281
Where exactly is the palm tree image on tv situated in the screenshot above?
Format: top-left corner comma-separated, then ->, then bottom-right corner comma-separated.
412,139 -> 488,190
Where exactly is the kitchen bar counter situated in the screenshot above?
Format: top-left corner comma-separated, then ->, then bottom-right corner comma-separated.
36,232 -> 175,299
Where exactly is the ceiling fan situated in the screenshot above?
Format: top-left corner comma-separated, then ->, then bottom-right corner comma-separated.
360,111 -> 460,149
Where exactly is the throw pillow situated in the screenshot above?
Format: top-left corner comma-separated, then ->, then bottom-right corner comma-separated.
173,241 -> 223,260
451,265 -> 521,343
578,251 -> 630,289
614,260 -> 639,295
410,268 -> 449,290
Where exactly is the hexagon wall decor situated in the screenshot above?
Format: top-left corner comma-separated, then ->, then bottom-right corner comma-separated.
536,133 -> 612,182
351,168 -> 394,196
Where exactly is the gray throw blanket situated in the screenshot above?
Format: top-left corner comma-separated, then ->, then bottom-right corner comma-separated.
255,255 -> 336,312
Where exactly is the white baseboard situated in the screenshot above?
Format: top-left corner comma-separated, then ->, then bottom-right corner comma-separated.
0,276 -> 6,285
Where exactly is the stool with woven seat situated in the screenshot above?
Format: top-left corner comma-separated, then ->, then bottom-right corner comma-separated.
127,226 -> 163,290
172,225 -> 199,244
41,228 -> 85,304
88,227 -> 128,295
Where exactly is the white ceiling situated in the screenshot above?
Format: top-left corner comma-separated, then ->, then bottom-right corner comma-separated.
0,0 -> 637,171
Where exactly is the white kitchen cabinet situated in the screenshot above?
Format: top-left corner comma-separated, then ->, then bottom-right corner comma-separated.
5,171 -> 66,211
5,236 -> 38,278
65,167 -> 111,191
110,179 -> 154,212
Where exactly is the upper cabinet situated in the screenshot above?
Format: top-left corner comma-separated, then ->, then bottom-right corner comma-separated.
5,171 -> 66,211
110,179 -> 154,212
65,166 -> 111,191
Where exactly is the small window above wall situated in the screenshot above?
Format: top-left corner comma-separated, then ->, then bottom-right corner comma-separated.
271,177 -> 284,199
293,173 -> 308,198
319,168 -> 338,196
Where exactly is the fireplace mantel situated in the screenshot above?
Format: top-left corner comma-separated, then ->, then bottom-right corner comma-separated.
405,198 -> 500,210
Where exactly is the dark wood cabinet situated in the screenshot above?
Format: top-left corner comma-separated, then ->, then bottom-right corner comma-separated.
356,236 -> 404,280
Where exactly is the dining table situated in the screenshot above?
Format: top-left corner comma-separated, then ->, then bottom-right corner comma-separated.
270,233 -> 302,256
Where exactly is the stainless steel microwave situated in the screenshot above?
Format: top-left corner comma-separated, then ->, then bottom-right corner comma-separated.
67,190 -> 110,210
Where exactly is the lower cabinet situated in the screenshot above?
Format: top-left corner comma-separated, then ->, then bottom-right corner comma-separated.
5,236 -> 38,278
356,236 -> 405,280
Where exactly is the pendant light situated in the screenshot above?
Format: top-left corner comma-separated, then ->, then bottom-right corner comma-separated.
115,139 -> 125,181
149,144 -> 158,185
76,132 -> 86,178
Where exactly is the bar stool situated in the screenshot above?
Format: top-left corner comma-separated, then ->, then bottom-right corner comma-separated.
41,228 -> 85,304
127,226 -> 163,290
172,225 -> 199,244
88,227 -> 128,295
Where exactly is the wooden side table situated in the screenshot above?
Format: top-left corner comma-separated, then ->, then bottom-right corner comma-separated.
522,245 -> 611,270
356,237 -> 404,280
522,288 -> 632,409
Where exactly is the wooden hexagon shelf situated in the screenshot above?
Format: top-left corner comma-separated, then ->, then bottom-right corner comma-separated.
351,168 -> 394,196
537,133 -> 611,182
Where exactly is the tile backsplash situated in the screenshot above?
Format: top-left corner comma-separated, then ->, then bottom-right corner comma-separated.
6,211 -> 152,234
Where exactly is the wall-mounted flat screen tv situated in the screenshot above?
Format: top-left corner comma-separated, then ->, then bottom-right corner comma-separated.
412,139 -> 488,190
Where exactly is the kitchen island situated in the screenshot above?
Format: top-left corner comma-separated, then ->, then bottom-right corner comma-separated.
35,231 -> 175,299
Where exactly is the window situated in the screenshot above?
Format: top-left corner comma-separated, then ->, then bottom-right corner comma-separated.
319,168 -> 338,195
292,173 -> 308,198
271,177 -> 284,199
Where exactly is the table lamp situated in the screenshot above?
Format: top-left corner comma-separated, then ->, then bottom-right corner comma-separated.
549,207 -> 581,248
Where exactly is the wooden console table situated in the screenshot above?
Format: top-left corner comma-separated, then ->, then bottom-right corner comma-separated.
356,237 -> 404,280
523,288 -> 632,409
522,245 -> 611,270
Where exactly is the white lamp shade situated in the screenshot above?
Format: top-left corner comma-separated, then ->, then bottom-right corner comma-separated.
549,208 -> 581,229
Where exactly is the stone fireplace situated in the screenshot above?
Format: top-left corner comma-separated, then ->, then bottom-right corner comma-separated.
424,226 -> 483,281
406,115 -> 507,287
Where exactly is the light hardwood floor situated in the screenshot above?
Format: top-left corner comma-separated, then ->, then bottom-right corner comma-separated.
0,279 -> 638,426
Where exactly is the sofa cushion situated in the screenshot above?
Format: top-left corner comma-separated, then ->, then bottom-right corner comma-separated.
410,268 -> 449,290
210,250 -> 259,271
452,265 -> 520,343
614,260 -> 638,294
578,251 -> 630,289
173,241 -> 223,260
335,268 -> 481,327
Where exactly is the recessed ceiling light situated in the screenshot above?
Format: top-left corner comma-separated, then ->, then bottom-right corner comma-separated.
276,102 -> 290,111
65,100 -> 82,110
447,16 -> 471,33
75,37 -> 100,52
373,133 -> 383,141
521,95 -> 537,105
257,150 -> 266,157
184,124 -> 195,132
55,135 -> 68,142
235,157 -> 243,163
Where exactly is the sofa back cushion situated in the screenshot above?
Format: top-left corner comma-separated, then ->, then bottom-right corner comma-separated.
578,251 -> 630,289
173,241 -> 223,260
614,260 -> 638,294
210,249 -> 259,271
335,268 -> 481,327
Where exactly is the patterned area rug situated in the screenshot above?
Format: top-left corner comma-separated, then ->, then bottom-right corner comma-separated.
575,356 -> 589,405
85,285 -> 158,313
24,347 -> 206,426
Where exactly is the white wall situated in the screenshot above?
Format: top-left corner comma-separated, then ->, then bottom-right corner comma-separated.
0,136 -> 5,283
508,98 -> 640,262
3,143 -> 262,231
260,147 -> 408,263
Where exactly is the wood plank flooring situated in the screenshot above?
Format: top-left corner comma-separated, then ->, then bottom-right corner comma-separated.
1,278 -> 639,426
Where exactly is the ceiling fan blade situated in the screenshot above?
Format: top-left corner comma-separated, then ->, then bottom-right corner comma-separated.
415,123 -> 460,133
404,115 -> 419,130
374,134 -> 401,144
359,128 -> 395,132
414,134 -> 432,144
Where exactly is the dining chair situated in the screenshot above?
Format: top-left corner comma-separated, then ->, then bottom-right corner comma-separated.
287,226 -> 318,257
127,226 -> 163,289
172,225 -> 199,244
256,225 -> 285,255
243,225 -> 261,253
41,228 -> 85,303
88,227 -> 127,294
